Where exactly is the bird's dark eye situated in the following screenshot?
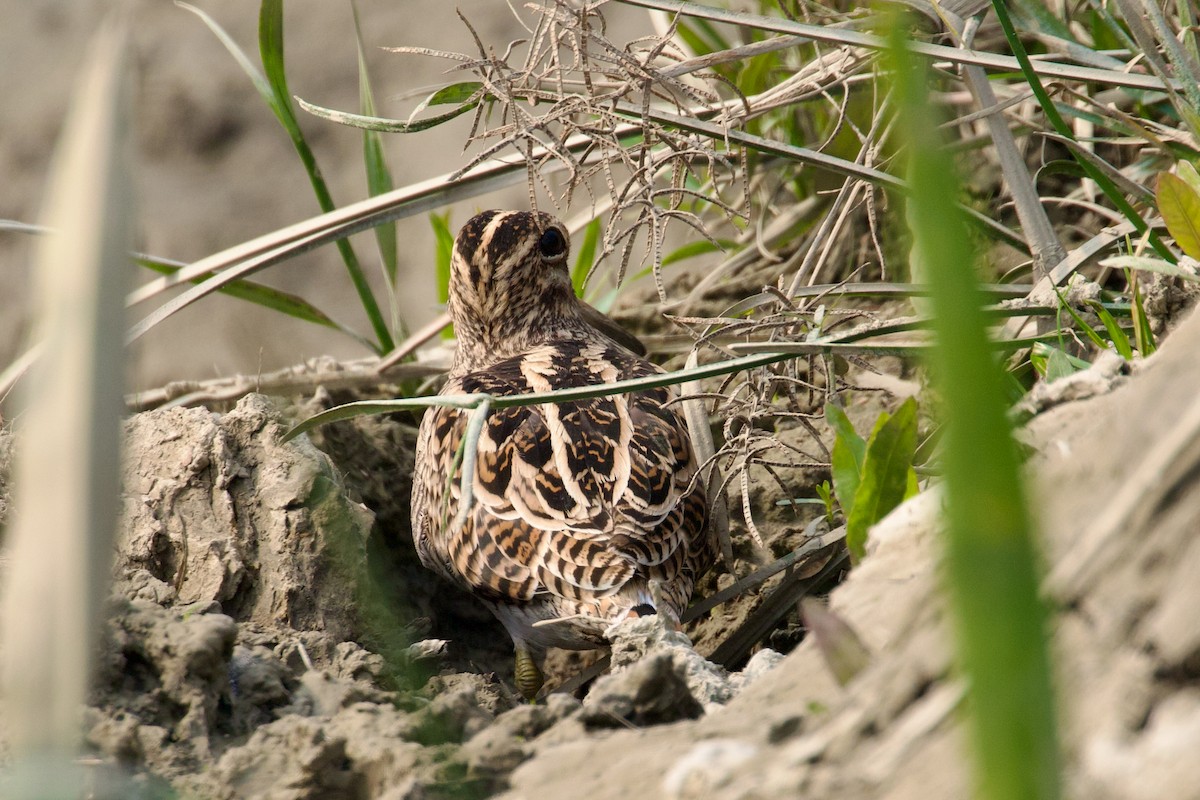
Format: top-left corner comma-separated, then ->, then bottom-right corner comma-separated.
538,227 -> 567,262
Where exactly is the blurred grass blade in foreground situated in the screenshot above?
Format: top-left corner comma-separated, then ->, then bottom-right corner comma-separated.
886,9 -> 1060,800
0,16 -> 132,796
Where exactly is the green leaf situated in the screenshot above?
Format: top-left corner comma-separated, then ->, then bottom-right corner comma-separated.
572,218 -> 601,296
403,81 -> 486,130
423,81 -> 485,107
136,257 -> 355,334
661,238 -> 735,266
826,403 -> 867,518
1045,346 -> 1079,382
430,211 -> 455,340
815,480 -> 835,523
990,0 -> 1175,263
353,1 -> 398,289
1053,288 -> 1110,352
1010,0 -> 1075,40
1086,300 -> 1135,360
257,0 -> 391,353
844,397 -> 918,562
1030,343 -> 1090,379
1177,161 -> 1200,199
155,3 -> 400,354
299,96 -> 480,134
1157,172 -> 1200,260
890,13 -> 1059,797
1129,270 -> 1158,356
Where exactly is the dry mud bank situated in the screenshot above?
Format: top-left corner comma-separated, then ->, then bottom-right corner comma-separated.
2,306 -> 1200,797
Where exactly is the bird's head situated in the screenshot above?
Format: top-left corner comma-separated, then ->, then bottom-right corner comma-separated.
448,210 -> 583,367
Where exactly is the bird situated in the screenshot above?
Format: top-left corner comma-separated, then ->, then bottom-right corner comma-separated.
410,209 -> 714,700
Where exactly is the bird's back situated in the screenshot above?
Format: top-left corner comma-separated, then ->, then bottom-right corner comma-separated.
411,331 -> 711,649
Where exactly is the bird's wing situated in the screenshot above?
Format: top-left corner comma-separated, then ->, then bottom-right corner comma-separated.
413,337 -> 710,612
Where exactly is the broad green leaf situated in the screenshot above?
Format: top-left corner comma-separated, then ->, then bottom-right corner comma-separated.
1045,346 -> 1080,382
826,403 -> 867,518
904,467 -> 919,501
844,397 -> 918,562
1177,161 -> 1200,199
1030,343 -> 1090,378
1157,172 -> 1200,260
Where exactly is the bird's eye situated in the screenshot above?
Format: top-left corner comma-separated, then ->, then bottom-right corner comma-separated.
538,227 -> 568,262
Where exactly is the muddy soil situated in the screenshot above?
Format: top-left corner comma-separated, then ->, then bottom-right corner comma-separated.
2,300 -> 1199,797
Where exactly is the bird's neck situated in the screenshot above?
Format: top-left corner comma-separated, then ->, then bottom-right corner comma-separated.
449,293 -> 587,374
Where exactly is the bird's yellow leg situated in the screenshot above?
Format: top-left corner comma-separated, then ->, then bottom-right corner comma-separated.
514,646 -> 544,702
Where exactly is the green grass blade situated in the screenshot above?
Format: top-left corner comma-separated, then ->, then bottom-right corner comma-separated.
300,94 -> 481,133
989,0 -> 1175,263
661,238 -> 736,266
179,0 -> 394,353
125,151 -> 539,342
888,11 -> 1060,800
282,348 -> 802,442
1128,270 -> 1158,356
1,17 -> 130,785
352,1 -> 400,295
258,0 -> 393,353
430,211 -> 455,340
1052,289 -> 1110,351
1086,300 -> 1135,360
616,0 -> 1178,92
136,257 -> 371,346
572,218 -> 601,296
844,399 -> 918,562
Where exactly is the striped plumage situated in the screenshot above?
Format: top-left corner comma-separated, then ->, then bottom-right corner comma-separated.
410,210 -> 713,698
